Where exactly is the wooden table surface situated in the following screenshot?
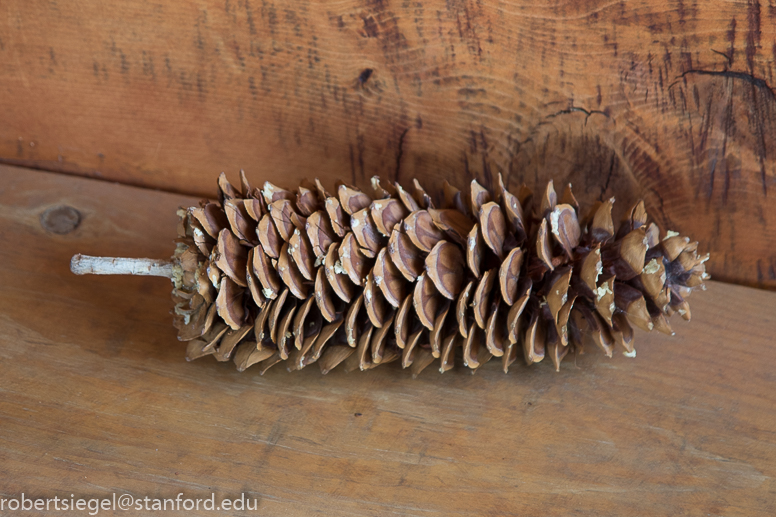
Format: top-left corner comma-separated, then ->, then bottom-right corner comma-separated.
1,164 -> 775,516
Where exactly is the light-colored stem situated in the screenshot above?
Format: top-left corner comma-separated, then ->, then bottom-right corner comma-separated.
70,254 -> 174,278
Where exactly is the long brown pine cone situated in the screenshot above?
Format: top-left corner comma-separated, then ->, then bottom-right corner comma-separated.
173,172 -> 709,376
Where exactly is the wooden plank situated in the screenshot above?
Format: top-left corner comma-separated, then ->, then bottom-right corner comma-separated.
1,2 -> 775,289
1,164 -> 775,515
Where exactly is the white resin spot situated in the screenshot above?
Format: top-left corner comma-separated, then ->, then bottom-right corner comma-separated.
549,208 -> 561,239
595,282 -> 613,301
261,182 -> 275,200
643,258 -> 661,275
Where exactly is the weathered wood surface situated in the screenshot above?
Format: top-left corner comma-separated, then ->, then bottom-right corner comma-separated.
1,165 -> 775,515
1,1 -> 775,289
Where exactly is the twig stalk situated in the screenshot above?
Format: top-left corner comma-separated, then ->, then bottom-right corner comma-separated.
70,254 -> 174,278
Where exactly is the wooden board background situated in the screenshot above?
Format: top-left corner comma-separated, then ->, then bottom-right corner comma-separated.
1,164 -> 775,515
1,1 -> 775,289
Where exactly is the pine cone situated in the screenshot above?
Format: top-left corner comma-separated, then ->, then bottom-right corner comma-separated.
172,171 -> 709,376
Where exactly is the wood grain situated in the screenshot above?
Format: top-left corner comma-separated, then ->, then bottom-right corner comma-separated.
1,164 -> 775,515
1,1 -> 775,289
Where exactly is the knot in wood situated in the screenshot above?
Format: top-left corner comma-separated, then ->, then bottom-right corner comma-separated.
40,205 -> 81,234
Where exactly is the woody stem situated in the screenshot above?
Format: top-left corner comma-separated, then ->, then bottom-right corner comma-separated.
70,254 -> 174,278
